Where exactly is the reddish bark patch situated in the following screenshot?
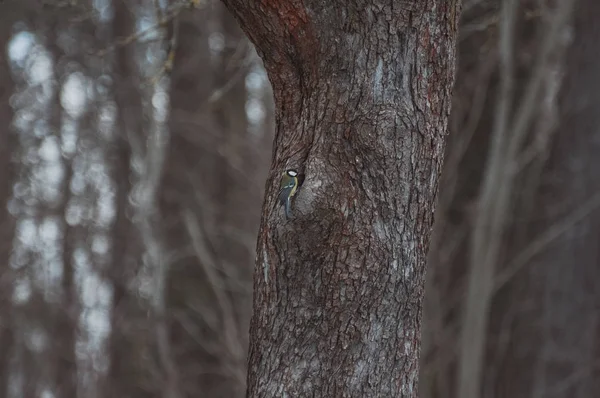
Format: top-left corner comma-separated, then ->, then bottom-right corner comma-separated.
261,0 -> 308,35
260,0 -> 316,63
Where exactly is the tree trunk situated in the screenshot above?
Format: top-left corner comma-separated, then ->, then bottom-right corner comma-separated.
107,2 -> 152,397
0,10 -> 17,396
221,1 -> 461,396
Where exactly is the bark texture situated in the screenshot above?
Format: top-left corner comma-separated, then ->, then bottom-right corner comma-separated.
221,1 -> 461,396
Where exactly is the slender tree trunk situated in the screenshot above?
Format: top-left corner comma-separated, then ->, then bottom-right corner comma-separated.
163,6 -> 219,395
164,4 -> 271,395
421,1 -> 600,397
221,1 -> 461,396
520,1 -> 600,395
107,2 -> 151,397
0,12 -> 17,397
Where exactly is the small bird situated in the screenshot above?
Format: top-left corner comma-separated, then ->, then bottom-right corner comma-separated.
278,169 -> 299,219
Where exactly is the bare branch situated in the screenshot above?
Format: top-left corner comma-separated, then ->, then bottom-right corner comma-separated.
96,0 -> 200,57
181,208 -> 245,371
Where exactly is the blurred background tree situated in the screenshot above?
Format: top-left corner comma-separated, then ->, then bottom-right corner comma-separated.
0,0 -> 272,397
422,1 -> 600,397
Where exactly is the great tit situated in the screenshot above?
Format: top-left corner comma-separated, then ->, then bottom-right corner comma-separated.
278,169 -> 299,219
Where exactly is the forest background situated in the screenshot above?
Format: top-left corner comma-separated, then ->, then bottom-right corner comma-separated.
0,0 -> 597,397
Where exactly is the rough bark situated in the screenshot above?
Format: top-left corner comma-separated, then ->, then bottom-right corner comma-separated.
221,1 -> 461,396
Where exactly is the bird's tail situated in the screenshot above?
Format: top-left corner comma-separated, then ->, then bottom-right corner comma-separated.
284,196 -> 292,220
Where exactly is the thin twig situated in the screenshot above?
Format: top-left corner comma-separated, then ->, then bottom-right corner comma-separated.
495,190 -> 600,292
148,16 -> 180,85
96,0 -> 197,57
181,208 -> 245,374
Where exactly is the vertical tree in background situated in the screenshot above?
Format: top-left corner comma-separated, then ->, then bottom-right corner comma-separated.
107,1 -> 149,396
0,6 -> 18,396
222,1 -> 460,396
422,0 -> 600,397
518,0 -> 600,394
164,2 -> 271,396
0,1 -> 271,397
4,6 -> 89,396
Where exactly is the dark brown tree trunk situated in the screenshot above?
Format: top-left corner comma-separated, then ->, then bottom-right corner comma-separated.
221,1 -> 461,396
